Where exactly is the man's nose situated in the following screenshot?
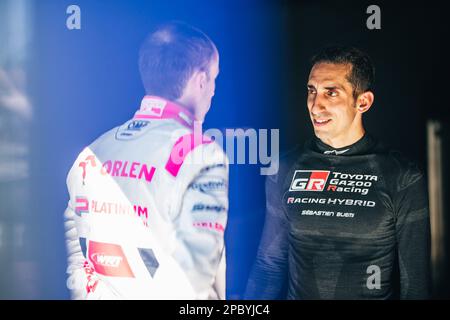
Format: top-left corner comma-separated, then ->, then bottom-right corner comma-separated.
310,95 -> 326,115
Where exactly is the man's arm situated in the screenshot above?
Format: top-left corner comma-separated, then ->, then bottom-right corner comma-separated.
244,172 -> 289,300
64,150 -> 121,299
64,204 -> 121,299
171,145 -> 229,300
394,163 -> 431,299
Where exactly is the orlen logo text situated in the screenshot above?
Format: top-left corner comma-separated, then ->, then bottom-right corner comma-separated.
289,170 -> 330,192
78,153 -> 156,185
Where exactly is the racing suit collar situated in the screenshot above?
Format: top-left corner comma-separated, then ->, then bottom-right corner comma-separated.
134,95 -> 196,129
312,133 -> 376,156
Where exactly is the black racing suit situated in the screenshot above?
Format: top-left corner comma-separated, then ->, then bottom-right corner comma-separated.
245,134 -> 431,299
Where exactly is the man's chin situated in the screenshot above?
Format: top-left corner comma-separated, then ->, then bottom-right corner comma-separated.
313,126 -> 328,134
313,130 -> 331,141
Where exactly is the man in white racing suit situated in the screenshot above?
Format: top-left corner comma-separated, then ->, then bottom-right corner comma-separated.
64,22 -> 228,299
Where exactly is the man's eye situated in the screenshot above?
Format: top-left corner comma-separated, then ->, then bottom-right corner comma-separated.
327,91 -> 337,97
307,89 -> 316,94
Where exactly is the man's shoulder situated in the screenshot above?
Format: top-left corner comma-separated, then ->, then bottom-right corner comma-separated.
185,138 -> 228,167
164,131 -> 228,181
279,144 -> 303,170
266,144 -> 303,186
94,118 -> 189,145
374,145 -> 425,191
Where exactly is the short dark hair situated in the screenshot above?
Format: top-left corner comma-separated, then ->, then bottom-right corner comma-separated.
139,21 -> 217,101
311,45 -> 375,98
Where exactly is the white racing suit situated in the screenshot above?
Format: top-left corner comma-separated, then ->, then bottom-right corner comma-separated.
64,96 -> 228,299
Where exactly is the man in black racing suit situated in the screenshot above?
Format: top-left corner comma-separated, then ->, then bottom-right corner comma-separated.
245,46 -> 431,299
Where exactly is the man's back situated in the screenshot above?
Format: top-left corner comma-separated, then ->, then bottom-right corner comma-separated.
65,96 -> 228,299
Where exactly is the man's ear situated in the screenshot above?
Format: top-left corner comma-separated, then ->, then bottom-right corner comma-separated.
185,70 -> 206,92
356,91 -> 374,113
197,70 -> 208,90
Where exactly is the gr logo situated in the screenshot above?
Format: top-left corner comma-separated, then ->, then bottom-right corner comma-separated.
289,170 -> 330,192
